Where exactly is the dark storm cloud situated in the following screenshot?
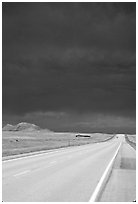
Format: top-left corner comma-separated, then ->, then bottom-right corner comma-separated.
3,3 -> 136,50
3,48 -> 135,115
2,3 -> 136,132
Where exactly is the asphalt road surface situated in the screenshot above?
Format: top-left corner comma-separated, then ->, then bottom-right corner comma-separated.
99,135 -> 136,202
2,134 -> 134,202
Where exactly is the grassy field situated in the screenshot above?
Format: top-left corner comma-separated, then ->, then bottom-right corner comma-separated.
127,135 -> 136,143
2,130 -> 114,157
125,134 -> 136,150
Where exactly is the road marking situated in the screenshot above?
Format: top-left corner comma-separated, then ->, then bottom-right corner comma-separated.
2,142 -> 106,163
14,170 -> 31,177
2,150 -> 62,163
89,142 -> 122,202
3,149 -> 75,163
2,145 -> 92,163
3,138 -> 116,164
33,163 -> 56,173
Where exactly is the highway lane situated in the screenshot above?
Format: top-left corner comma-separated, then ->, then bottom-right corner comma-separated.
2,134 -> 123,202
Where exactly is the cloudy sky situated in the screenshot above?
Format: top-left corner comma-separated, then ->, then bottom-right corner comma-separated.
2,2 -> 136,133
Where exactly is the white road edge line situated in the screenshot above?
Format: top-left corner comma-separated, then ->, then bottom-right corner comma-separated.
89,141 -> 122,202
3,137 -> 116,163
14,170 -> 31,177
2,144 -> 91,163
2,142 -> 103,163
2,150 -> 61,163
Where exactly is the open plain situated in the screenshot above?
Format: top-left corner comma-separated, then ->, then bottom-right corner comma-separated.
2,134 -> 136,202
2,130 -> 114,158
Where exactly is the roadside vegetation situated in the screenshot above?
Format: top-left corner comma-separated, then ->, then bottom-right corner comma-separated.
125,134 -> 136,150
2,131 -> 114,157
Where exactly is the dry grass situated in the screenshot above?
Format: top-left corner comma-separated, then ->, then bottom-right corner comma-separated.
125,134 -> 136,150
2,131 -> 114,157
127,135 -> 136,143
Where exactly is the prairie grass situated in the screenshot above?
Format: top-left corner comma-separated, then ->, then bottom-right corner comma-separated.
125,134 -> 136,150
2,131 -> 114,157
127,135 -> 136,143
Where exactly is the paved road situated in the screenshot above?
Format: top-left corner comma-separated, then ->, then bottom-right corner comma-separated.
3,135 -> 124,202
99,135 -> 136,202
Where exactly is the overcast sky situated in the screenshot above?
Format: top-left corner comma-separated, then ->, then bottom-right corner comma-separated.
2,2 -> 136,133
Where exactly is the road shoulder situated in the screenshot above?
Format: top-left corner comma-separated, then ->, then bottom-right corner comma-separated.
99,140 -> 136,202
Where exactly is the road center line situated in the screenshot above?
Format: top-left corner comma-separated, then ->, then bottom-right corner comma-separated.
14,170 -> 31,177
32,163 -> 57,173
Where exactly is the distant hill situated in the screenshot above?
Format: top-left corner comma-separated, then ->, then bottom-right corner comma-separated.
3,122 -> 41,131
14,122 -> 41,131
2,124 -> 15,131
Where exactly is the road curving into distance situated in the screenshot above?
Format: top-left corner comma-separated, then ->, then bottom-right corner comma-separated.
2,134 -> 135,202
